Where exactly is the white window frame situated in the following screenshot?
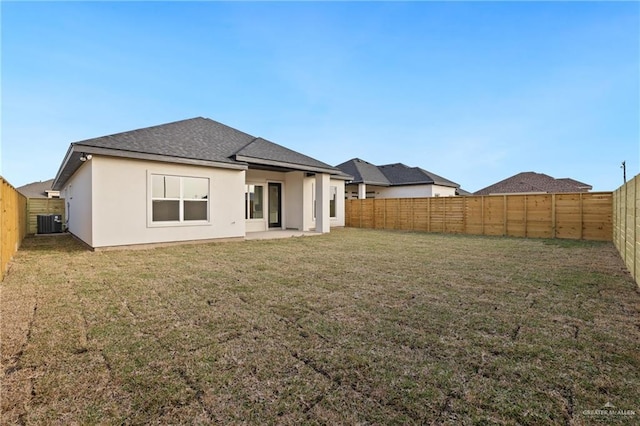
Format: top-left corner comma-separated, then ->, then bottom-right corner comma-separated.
245,183 -> 265,220
312,183 -> 338,219
329,185 -> 337,218
147,172 -> 210,227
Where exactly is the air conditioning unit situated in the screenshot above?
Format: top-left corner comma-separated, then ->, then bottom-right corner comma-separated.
37,214 -> 63,234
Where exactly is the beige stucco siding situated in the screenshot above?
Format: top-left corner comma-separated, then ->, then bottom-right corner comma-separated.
308,177 -> 346,229
347,183 -> 456,199
62,161 -> 93,246
245,169 -> 288,232
379,184 -> 456,198
284,171 -> 305,231
245,170 -> 345,232
90,156 -> 245,248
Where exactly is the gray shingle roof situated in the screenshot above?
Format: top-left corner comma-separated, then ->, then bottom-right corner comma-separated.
335,158 -> 391,186
54,117 -> 347,189
234,137 -> 338,171
336,158 -> 459,188
378,163 -> 459,187
474,172 -> 592,195
17,179 -> 55,198
74,117 -> 256,165
557,178 -> 593,190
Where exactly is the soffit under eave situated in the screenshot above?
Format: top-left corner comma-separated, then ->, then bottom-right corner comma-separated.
52,146 -> 248,190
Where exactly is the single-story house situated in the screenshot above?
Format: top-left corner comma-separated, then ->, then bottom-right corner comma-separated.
336,158 -> 461,199
17,179 -> 60,199
474,172 -> 592,195
52,117 -> 351,249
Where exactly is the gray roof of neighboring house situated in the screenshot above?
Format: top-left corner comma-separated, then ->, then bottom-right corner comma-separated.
474,172 -> 592,195
556,178 -> 593,190
17,179 -> 56,198
335,158 -> 460,188
335,158 -> 391,186
455,188 -> 473,196
53,117 -> 349,190
378,163 -> 460,188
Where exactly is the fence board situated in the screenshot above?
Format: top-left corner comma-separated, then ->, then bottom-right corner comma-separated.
27,198 -> 65,234
346,192 -> 612,243
612,174 -> 639,288
1,177 -> 28,280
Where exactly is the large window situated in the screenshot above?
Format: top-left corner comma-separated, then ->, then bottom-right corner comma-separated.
245,184 -> 264,219
151,175 -> 209,223
329,186 -> 337,218
312,184 -> 338,218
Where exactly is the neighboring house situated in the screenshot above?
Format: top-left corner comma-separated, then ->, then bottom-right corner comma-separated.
455,188 -> 473,196
17,179 -> 60,199
336,158 -> 461,199
474,172 -> 593,195
52,117 -> 351,249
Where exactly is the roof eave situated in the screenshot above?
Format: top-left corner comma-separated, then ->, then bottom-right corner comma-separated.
52,144 -> 77,190
234,155 -> 342,175
348,180 -> 391,187
52,145 -> 248,190
386,181 -> 460,188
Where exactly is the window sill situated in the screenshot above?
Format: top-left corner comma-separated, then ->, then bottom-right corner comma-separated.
147,221 -> 211,228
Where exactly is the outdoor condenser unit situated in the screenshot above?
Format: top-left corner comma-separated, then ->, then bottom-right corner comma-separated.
37,214 -> 63,234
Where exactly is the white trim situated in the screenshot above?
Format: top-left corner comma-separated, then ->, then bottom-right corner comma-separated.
146,171 -> 212,228
244,182 -> 266,222
234,155 -> 339,175
79,146 -> 247,170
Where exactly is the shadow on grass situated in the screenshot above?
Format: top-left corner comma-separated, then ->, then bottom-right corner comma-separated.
20,233 -> 90,253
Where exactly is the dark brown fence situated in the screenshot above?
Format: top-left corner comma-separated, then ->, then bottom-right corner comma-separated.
346,192 -> 612,241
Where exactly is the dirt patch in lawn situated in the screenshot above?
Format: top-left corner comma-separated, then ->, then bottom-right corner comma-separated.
2,229 -> 639,424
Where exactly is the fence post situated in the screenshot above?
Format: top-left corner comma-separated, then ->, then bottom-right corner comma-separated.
579,193 -> 584,240
623,182 -> 627,262
443,197 -> 447,233
0,178 -> 4,279
524,195 -> 528,238
412,199 -> 416,230
481,196 -> 485,236
633,177 -> 637,281
463,196 -> 467,234
552,194 -> 557,239
503,195 -> 507,236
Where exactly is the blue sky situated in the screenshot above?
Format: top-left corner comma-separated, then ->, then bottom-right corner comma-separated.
2,1 -> 638,192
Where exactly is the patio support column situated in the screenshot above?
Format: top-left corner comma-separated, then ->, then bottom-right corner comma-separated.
315,173 -> 330,233
358,183 -> 366,199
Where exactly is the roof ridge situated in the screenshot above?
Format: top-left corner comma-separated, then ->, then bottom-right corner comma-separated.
72,117 -> 206,145
200,117 -> 259,142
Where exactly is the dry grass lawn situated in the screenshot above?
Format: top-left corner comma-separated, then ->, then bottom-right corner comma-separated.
1,228 -> 639,425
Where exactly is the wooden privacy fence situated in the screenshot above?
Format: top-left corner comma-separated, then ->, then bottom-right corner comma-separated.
346,192 -> 613,241
27,198 -> 65,234
613,174 -> 639,287
1,177 -> 28,280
